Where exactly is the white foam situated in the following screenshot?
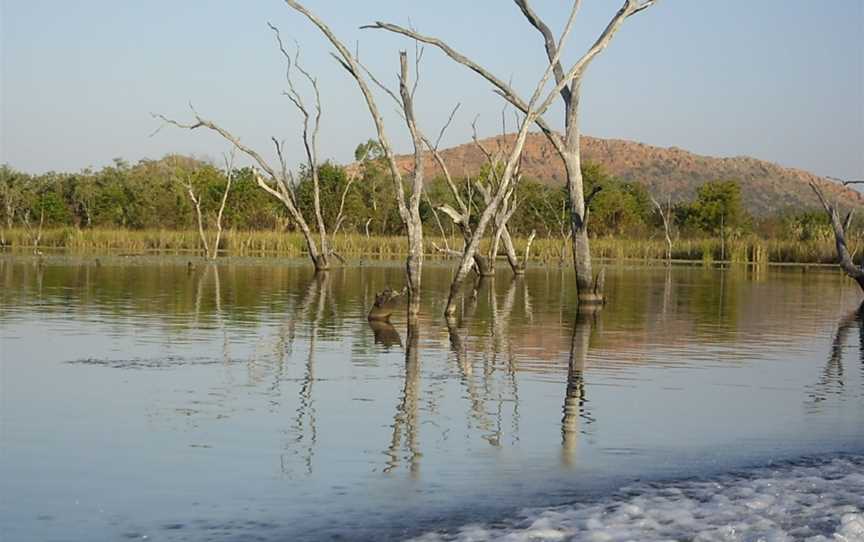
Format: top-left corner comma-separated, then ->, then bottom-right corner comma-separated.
412,456 -> 864,542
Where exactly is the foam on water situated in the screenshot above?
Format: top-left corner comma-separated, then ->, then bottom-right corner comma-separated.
413,455 -> 864,542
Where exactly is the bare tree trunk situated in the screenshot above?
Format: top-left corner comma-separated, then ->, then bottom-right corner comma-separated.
211,152 -> 235,260
651,193 -> 673,262
187,185 -> 211,258
499,228 -> 524,275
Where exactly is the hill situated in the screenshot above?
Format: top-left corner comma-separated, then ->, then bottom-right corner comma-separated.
387,133 -> 863,216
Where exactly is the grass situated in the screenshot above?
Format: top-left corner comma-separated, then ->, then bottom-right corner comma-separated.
0,226 -> 851,265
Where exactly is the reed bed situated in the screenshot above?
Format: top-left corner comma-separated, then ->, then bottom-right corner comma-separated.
0,227 -> 850,265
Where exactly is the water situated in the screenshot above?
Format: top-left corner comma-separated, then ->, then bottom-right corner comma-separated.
1,256 -> 862,541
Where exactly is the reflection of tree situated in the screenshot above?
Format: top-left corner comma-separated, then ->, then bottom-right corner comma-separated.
383,317 -> 421,476
271,272 -> 329,477
291,273 -> 329,476
561,306 -> 599,467
808,303 -> 864,407
445,277 -> 524,448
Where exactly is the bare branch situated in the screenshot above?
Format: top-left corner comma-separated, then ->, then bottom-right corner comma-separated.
436,204 -> 466,226
152,111 -> 279,181
810,180 -> 864,289
332,174 -> 358,236
627,0 -> 658,18
432,241 -> 463,258
361,21 -> 566,157
435,102 -> 461,150
284,0 -> 410,224
212,149 -> 236,258
513,0 -> 579,104
585,185 -> 603,208
828,176 -> 864,186
421,102 -> 465,220
523,230 -> 537,265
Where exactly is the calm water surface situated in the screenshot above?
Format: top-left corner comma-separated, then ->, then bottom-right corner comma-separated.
1,256 -> 863,541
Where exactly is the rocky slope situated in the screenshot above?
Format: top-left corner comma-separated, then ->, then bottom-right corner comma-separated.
387,132 -> 863,216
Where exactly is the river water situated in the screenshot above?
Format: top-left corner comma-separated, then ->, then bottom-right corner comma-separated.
1,256 -> 862,541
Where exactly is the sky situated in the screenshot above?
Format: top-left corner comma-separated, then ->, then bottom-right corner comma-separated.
1,1 -> 862,181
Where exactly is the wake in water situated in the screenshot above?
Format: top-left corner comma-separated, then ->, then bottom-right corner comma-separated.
413,455 -> 864,542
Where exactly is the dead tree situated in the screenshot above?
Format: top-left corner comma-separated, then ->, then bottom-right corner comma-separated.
650,193 -> 673,262
153,29 -> 342,273
284,0 -> 432,315
435,113 -> 533,277
391,1 -> 595,318
472,122 -> 536,276
21,207 -> 44,255
810,181 -> 864,291
174,152 -> 235,260
366,0 -> 658,304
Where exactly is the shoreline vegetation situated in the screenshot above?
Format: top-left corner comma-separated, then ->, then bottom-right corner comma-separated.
0,227 -> 850,266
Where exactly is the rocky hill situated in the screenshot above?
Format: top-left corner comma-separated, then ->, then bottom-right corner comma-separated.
387,133 -> 863,216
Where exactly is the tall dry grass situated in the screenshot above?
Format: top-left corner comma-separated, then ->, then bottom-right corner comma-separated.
0,227 -> 848,265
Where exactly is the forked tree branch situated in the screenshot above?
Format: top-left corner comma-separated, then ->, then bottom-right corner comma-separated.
810,180 -> 864,290
360,21 -> 566,158
268,22 -> 329,255
514,0 -> 579,104
283,0 -> 411,224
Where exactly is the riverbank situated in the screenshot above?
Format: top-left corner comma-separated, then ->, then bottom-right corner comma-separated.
0,226 -> 847,265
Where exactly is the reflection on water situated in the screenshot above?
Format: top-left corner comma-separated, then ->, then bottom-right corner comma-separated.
1,255 -> 863,541
562,307 -> 597,467
808,303 -> 864,410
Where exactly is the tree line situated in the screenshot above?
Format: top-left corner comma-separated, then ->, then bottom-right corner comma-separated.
0,154 -> 832,243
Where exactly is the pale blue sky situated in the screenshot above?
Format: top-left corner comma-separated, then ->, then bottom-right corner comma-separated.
2,1 -> 862,180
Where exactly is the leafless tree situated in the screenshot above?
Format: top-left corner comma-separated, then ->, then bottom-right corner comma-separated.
153,26 -> 348,273
283,0 -> 435,315
21,207 -> 45,255
366,0 -> 658,305
650,192 -> 674,262
436,116 -> 535,277
810,180 -> 864,291
174,152 -> 235,260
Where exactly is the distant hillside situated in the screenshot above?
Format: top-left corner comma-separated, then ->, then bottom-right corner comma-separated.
387,133 -> 863,216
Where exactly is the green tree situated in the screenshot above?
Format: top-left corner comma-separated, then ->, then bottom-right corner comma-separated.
685,180 -> 747,235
